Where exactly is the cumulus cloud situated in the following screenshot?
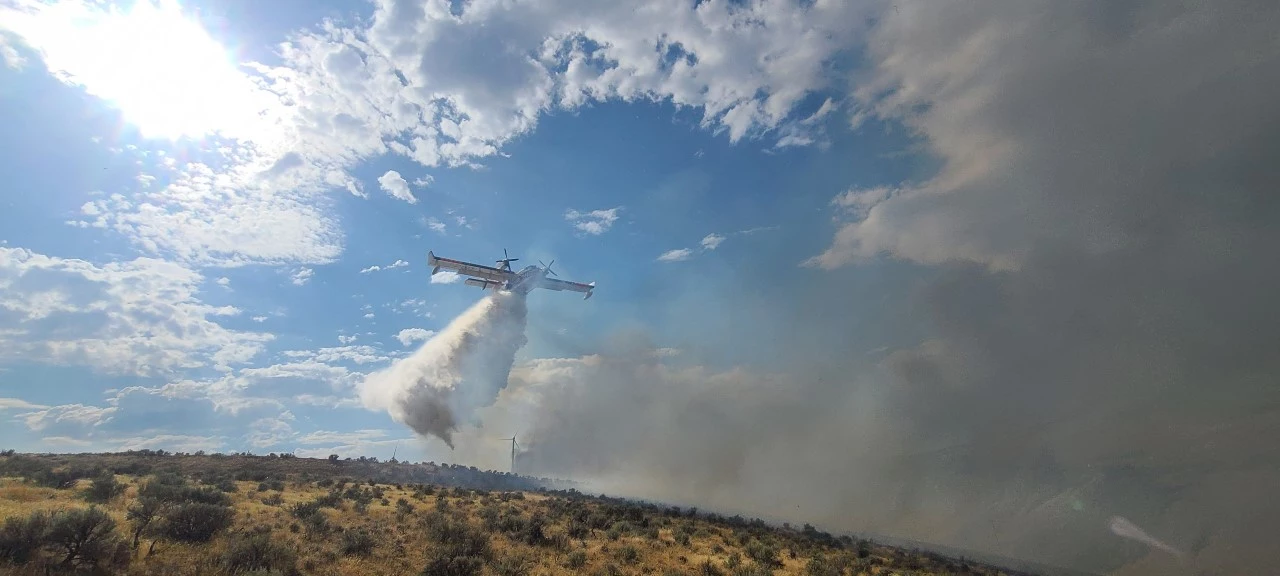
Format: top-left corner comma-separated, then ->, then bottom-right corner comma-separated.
290,267 -> 314,286
377,170 -> 418,204
425,218 -> 447,235
396,328 -> 436,347
0,247 -> 272,376
565,208 -> 621,236
4,0 -> 867,267
430,270 -> 461,284
361,259 -> 410,274
656,248 -> 692,262
699,234 -> 725,250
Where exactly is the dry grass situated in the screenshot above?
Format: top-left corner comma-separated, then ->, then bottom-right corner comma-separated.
0,454 -> 1020,576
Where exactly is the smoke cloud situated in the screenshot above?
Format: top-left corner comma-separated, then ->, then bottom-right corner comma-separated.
360,292 -> 527,448
450,2 -> 1280,575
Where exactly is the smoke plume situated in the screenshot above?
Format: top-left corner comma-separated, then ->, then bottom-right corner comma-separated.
360,292 -> 527,448
458,2 -> 1280,575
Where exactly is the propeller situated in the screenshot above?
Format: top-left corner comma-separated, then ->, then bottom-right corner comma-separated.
496,248 -> 519,270
538,259 -> 558,276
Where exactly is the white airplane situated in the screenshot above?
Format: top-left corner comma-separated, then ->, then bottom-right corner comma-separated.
427,248 -> 596,300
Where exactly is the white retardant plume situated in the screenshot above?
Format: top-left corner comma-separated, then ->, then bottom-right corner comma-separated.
359,292 -> 528,448
1109,516 -> 1184,560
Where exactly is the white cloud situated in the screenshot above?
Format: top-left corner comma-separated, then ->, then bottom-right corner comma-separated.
215,276 -> 230,287
1,35 -> 25,70
293,394 -> 362,409
0,247 -> 272,376
290,267 -> 314,286
282,345 -> 388,366
430,270 -> 461,284
656,248 -> 693,262
295,429 -> 388,445
425,217 -> 447,235
110,434 -> 225,453
700,234 -> 725,250
251,315 -> 267,323
412,175 -> 434,188
363,312 -> 375,319
377,170 -> 418,204
395,328 -> 435,347
360,260 -> 406,274
565,207 -> 621,235
338,334 -> 358,344
5,0 -> 869,268
245,415 -> 295,448
0,397 -> 49,410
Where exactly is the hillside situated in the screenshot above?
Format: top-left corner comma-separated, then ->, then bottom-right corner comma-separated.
0,452 -> 1028,575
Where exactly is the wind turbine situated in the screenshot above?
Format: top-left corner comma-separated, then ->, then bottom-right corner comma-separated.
499,436 -> 519,474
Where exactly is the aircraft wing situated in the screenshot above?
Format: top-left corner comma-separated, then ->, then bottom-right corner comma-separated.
540,277 -> 596,299
427,251 -> 513,284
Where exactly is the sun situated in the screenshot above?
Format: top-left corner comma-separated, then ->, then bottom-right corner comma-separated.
1,0 -> 280,142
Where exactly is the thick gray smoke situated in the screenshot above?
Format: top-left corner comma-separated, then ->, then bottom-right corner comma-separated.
466,2 -> 1280,575
360,292 -> 527,448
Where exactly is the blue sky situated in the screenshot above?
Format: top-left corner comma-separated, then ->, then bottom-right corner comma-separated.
0,0 -> 920,464
4,1 -> 1279,572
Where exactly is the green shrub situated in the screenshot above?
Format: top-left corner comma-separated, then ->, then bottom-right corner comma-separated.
162,502 -> 235,543
222,531 -> 298,575
85,472 -> 126,503
745,539 -> 779,567
42,506 -> 130,570
340,529 -> 376,557
614,544 -> 640,565
490,551 -> 533,576
565,550 -> 588,569
0,510 -> 50,565
126,496 -> 165,549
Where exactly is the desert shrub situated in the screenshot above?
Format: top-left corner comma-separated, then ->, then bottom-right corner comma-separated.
566,520 -> 590,539
139,477 -> 232,507
421,551 -> 484,576
162,502 -> 235,542
43,506 -> 131,570
744,540 -> 780,568
396,498 -> 416,518
316,478 -> 334,488
262,493 -> 285,506
699,559 -> 725,576
340,529 -> 376,557
565,550 -> 588,569
521,514 -> 550,546
32,467 -> 81,489
301,512 -> 329,537
420,513 -> 491,576
725,552 -> 742,570
126,496 -> 165,549
214,477 -> 240,493
258,480 -> 285,492
0,510 -> 50,565
614,544 -> 640,565
85,471 -> 126,502
490,551 -> 533,576
223,531 -> 298,575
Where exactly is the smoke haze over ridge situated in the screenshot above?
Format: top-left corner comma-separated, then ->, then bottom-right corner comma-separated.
429,2 -> 1280,575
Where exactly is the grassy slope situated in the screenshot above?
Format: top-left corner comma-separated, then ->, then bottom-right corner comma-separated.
0,453 -> 1027,576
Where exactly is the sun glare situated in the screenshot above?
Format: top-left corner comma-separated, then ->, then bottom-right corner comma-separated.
2,0 -> 280,141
